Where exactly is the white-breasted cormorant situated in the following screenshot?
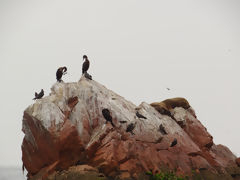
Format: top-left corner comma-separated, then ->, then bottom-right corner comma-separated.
56,66 -> 67,82
82,55 -> 90,75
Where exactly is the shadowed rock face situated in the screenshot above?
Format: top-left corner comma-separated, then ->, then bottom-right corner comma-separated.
22,77 -> 240,180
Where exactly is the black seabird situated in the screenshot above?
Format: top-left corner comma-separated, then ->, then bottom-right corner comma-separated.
119,121 -> 127,124
102,108 -> 115,127
170,138 -> 178,147
159,124 -> 167,135
136,111 -> 147,119
33,89 -> 44,100
126,123 -> 135,135
56,66 -> 67,82
82,55 -> 90,75
84,72 -> 92,80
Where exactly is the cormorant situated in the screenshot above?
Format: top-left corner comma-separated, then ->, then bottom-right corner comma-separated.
170,138 -> 177,147
102,108 -> 115,127
84,72 -> 92,80
126,123 -> 136,135
120,121 -> 127,124
56,66 -> 67,82
136,111 -> 147,119
82,55 -> 90,75
159,124 -> 167,135
33,89 -> 44,100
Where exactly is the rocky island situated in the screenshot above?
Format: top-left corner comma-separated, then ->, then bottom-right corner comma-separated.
21,77 -> 240,180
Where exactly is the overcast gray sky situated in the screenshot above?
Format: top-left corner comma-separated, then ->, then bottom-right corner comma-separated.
0,0 -> 240,167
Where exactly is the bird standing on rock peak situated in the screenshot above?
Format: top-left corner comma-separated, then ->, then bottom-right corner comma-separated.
82,55 -> 90,75
56,66 -> 67,82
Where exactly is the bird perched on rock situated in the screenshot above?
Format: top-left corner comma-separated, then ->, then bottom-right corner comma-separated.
120,121 -> 127,124
159,124 -> 167,135
56,66 -> 67,82
170,138 -> 178,147
102,108 -> 115,127
33,89 -> 44,100
82,55 -> 90,75
126,123 -> 136,135
136,111 -> 147,119
84,72 -> 92,80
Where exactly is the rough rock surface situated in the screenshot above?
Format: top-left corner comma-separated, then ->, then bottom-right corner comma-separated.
22,77 -> 240,180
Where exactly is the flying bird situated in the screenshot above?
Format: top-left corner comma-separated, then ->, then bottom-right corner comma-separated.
136,111 -> 147,119
33,89 -> 44,100
166,88 -> 170,90
56,66 -> 67,82
82,55 -> 90,75
170,138 -> 178,147
102,108 -> 115,127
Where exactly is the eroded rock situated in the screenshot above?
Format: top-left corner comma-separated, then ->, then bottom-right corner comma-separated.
22,77 -> 240,180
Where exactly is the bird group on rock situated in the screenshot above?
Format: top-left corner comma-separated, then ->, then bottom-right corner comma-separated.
102,107 -> 178,148
32,54 -> 178,149
32,55 -> 92,100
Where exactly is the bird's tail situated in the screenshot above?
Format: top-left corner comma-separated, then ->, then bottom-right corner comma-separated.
111,121 -> 115,127
22,164 -> 25,175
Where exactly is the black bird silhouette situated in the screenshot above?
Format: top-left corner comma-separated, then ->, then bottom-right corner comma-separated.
170,138 -> 178,147
159,124 -> 167,135
102,108 -> 115,127
56,66 -> 67,82
33,89 -> 44,100
84,72 -> 92,80
126,123 -> 135,135
120,121 -> 127,124
82,55 -> 90,75
136,111 -> 147,119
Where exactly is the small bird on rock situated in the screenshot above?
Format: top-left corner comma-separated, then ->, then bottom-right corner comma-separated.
159,124 -> 167,135
170,138 -> 178,147
126,123 -> 136,135
56,66 -> 67,82
33,89 -> 44,100
136,111 -> 147,119
102,108 -> 115,127
82,55 -> 90,75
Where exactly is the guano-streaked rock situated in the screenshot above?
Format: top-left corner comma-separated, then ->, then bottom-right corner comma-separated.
22,77 -> 240,180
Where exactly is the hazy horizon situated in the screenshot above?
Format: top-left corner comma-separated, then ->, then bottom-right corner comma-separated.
0,0 -> 240,167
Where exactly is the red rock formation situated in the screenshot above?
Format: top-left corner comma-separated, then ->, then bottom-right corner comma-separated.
236,158 -> 240,167
22,77 -> 240,180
